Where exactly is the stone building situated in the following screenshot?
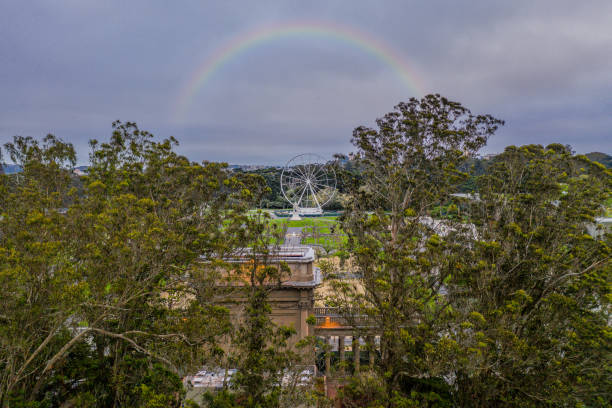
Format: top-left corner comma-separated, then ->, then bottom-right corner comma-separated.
218,245 -> 322,342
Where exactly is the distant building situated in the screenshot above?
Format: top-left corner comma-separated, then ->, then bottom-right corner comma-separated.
207,246 -> 322,343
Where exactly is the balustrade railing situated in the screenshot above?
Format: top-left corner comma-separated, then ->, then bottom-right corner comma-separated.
313,307 -> 375,328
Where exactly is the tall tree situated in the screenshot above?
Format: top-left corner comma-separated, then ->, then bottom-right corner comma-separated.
0,123 -> 265,407
0,135 -> 78,406
450,144 -> 611,406
204,211 -> 314,408
330,94 -> 503,405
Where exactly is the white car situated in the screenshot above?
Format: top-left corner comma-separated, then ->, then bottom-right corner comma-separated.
188,368 -> 236,389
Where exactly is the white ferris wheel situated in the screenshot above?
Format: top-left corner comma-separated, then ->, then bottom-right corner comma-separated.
280,153 -> 336,218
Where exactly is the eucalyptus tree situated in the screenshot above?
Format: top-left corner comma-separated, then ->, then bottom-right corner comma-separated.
67,122 -> 267,406
329,94 -> 503,405
202,210 -> 315,408
0,135 -> 78,406
0,123 -> 266,407
449,144 -> 611,406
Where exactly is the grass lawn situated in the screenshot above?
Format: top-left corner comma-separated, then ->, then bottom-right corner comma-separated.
303,225 -> 332,234
249,212 -> 348,250
267,216 -> 339,229
303,235 -> 348,250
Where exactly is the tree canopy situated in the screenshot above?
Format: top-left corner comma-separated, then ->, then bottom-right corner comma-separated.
0,123 -> 268,406
1,97 -> 610,407
327,96 -> 610,407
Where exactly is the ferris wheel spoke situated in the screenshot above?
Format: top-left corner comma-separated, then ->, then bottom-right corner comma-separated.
308,162 -> 320,179
288,180 -> 307,192
301,181 -> 311,193
291,166 -> 307,181
311,180 -> 329,190
296,182 -> 309,207
302,188 -> 311,207
303,163 -> 313,180
298,165 -> 310,180
313,167 -> 330,181
285,175 -> 305,185
291,173 -> 308,183
309,183 -> 321,209
292,183 -> 308,199
284,179 -> 305,199
284,175 -> 303,186
311,163 -> 325,180
311,175 -> 328,187
282,176 -> 296,186
309,169 -> 322,181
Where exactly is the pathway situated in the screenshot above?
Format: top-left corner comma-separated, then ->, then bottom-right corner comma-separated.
284,227 -> 303,246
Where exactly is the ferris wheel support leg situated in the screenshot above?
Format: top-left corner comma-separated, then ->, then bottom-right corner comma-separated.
290,204 -> 302,220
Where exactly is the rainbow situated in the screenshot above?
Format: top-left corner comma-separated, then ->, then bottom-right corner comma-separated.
174,21 -> 425,120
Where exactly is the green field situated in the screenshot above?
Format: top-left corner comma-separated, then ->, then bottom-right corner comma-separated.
267,215 -> 339,228
303,234 -> 348,248
252,213 -> 348,250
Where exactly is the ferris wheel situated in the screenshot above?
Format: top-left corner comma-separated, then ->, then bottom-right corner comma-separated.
280,153 -> 336,217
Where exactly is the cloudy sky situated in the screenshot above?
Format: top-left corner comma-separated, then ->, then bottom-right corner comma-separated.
1,0 -> 611,165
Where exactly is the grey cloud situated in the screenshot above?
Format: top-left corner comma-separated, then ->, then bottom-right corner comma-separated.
1,0 -> 610,165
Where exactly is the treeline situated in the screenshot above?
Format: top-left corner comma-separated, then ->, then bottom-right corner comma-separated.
1,95 -> 610,407
237,153 -> 611,209
234,165 -> 351,210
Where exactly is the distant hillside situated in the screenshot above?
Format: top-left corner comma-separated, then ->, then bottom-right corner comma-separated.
585,152 -> 612,168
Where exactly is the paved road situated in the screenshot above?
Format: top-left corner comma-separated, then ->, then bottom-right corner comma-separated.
284,227 -> 303,246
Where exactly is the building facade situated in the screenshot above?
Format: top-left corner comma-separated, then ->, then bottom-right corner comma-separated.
218,245 -> 322,342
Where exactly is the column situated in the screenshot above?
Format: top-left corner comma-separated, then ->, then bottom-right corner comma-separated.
298,293 -> 310,339
325,336 -> 331,376
367,335 -> 375,370
352,336 -> 360,373
338,336 -> 345,376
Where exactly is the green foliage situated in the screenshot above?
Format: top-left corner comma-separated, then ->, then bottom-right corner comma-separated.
450,144 -> 612,406
222,213 -> 309,407
2,106 -> 609,408
336,373 -> 386,408
330,94 -> 503,404
0,122 -> 267,406
331,101 -> 610,407
202,389 -> 238,408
